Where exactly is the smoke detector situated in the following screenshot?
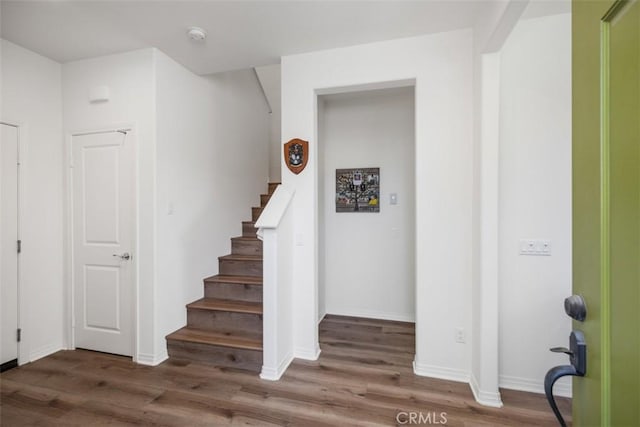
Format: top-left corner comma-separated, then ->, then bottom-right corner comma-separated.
187,27 -> 207,42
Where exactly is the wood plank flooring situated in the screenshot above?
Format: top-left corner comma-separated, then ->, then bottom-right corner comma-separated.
0,315 -> 571,426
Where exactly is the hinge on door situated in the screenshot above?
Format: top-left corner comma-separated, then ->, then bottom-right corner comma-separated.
17,328 -> 21,342
17,240 -> 21,254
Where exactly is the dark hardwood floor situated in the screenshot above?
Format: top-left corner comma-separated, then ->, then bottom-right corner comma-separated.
0,315 -> 570,426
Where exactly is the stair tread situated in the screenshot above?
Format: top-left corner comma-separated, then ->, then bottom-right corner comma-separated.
167,327 -> 262,351
204,274 -> 262,285
230,236 -> 261,241
219,254 -> 262,261
188,298 -> 262,314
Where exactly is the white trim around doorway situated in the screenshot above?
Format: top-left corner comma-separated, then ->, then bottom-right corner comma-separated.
0,120 -> 29,365
63,123 -> 139,362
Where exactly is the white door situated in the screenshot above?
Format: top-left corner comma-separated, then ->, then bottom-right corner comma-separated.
72,131 -> 133,356
1,124 -> 19,367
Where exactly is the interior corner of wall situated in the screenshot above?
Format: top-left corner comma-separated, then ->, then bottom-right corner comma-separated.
413,359 -> 470,384
29,343 -> 64,364
294,345 -> 321,361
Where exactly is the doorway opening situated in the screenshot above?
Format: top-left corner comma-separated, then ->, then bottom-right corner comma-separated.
1,122 -> 21,371
317,86 -> 416,364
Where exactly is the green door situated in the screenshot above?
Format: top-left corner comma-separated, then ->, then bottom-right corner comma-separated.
573,0 -> 640,425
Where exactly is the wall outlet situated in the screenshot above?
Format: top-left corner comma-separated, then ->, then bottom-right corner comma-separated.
455,327 -> 465,343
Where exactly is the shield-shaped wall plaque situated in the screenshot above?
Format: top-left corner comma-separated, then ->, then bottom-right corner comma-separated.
284,138 -> 309,175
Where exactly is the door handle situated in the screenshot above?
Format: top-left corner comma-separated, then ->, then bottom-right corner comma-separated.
112,252 -> 131,260
545,330 -> 586,427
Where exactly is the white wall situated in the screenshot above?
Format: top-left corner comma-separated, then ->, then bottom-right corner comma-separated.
63,48 -> 158,363
319,87 -> 415,322
498,13 -> 572,396
281,30 -> 473,378
255,64 -> 282,183
155,51 -> 211,361
1,39 -> 64,362
155,51 -> 269,360
204,70 -> 270,200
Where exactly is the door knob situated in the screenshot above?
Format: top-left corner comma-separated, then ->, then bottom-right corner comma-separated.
564,295 -> 587,321
112,252 -> 131,260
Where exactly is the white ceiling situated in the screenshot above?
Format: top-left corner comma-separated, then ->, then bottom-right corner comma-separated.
0,1 -> 570,76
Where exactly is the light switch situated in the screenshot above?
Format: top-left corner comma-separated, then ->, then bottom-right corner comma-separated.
390,193 -> 398,205
519,239 -> 552,256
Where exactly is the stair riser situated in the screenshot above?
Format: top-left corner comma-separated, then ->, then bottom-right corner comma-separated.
251,207 -> 264,222
187,309 -> 263,335
204,282 -> 262,302
231,239 -> 263,256
242,222 -> 257,237
260,194 -> 271,207
219,258 -> 262,277
167,340 -> 262,372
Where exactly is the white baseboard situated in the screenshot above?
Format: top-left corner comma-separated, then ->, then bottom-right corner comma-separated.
470,373 -> 504,408
294,345 -> 321,361
413,360 -> 469,383
327,308 -> 415,323
500,374 -> 572,398
318,311 -> 327,324
137,350 -> 168,366
29,343 -> 63,363
261,352 -> 294,381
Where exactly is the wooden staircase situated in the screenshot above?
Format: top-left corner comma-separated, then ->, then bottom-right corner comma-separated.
165,182 -> 279,372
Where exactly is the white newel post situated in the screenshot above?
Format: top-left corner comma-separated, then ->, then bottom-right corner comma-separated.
255,185 -> 295,380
